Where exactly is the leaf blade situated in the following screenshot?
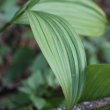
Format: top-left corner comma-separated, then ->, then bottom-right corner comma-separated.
17,0 -> 107,36
27,11 -> 86,110
80,64 -> 110,102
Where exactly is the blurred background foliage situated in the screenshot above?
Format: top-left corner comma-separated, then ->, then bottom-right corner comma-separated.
0,0 -> 110,110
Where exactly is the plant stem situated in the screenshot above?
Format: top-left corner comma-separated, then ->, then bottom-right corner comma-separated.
0,10 -> 24,32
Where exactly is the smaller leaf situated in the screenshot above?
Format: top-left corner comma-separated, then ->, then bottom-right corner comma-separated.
25,71 -> 44,90
32,53 -> 48,72
80,64 -> 110,102
30,95 -> 46,110
32,53 -> 58,87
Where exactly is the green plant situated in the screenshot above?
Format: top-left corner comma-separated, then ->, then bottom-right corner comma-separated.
0,0 -> 110,110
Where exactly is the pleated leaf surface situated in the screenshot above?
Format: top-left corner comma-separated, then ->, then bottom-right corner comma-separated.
80,64 -> 110,102
27,11 -> 86,110
16,0 -> 107,36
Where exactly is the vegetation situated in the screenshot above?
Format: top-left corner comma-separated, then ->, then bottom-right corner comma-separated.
0,0 -> 110,110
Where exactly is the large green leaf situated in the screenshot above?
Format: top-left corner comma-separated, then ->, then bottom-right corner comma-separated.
27,11 -> 86,110
80,64 -> 110,102
17,0 -> 107,36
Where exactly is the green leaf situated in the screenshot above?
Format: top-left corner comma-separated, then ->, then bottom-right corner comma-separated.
80,64 -> 110,102
32,53 -> 48,72
3,46 -> 35,85
27,11 -> 86,110
17,0 -> 107,36
32,53 -> 58,87
30,95 -> 46,110
23,70 -> 44,90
